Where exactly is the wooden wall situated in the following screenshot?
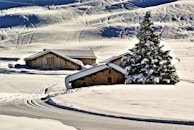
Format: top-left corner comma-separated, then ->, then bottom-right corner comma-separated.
71,68 -> 125,88
26,52 -> 81,70
77,58 -> 96,65
111,58 -> 125,68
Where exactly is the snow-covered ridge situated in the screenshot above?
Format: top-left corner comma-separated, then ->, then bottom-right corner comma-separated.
0,0 -> 193,41
130,0 -> 177,7
0,0 -> 78,10
0,0 -> 177,10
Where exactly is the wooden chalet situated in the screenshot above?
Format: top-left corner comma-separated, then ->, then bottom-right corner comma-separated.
52,49 -> 96,65
24,49 -> 96,70
65,63 -> 126,89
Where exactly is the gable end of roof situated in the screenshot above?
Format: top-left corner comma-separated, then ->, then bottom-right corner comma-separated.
65,63 -> 126,89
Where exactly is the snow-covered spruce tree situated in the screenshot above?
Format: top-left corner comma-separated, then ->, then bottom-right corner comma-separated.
123,12 -> 179,84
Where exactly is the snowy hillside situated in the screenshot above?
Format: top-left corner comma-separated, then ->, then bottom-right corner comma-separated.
0,0 -> 193,91
0,0 -> 177,10
0,0 -> 193,39
0,0 -> 194,128
0,0 -> 193,61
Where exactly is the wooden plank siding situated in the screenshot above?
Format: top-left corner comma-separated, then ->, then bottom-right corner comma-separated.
100,52 -> 129,68
26,52 -> 81,70
76,58 -> 96,65
71,68 -> 125,88
111,57 -> 125,67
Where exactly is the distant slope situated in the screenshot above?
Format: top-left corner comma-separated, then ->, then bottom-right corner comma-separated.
0,0 -> 177,10
0,14 -> 40,28
0,0 -> 78,10
0,0 -> 193,44
130,0 -> 177,7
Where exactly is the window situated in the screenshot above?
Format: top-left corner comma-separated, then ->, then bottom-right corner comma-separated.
82,82 -> 87,87
107,77 -> 112,84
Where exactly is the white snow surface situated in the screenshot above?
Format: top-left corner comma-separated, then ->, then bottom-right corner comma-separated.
0,0 -> 194,128
0,115 -> 76,130
52,39 -> 194,121
53,83 -> 194,121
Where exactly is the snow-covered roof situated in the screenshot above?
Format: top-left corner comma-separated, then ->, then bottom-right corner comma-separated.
51,49 -> 97,59
65,63 -> 126,89
24,49 -> 84,67
100,52 -> 129,63
24,50 -> 50,61
24,49 -> 96,60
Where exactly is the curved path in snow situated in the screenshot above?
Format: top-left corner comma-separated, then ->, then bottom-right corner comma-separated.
0,94 -> 194,130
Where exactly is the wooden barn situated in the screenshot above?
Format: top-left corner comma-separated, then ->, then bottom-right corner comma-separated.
100,52 -> 130,68
51,49 -> 96,65
24,49 -> 96,70
65,63 -> 126,89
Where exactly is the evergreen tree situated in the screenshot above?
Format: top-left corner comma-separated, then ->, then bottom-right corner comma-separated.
124,12 -> 179,84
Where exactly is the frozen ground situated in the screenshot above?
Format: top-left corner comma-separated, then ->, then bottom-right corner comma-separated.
0,0 -> 194,128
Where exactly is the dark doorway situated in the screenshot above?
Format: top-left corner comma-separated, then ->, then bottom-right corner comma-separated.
82,82 -> 87,87
107,77 -> 112,84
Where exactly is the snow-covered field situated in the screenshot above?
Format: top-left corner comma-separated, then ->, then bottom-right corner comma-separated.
0,0 -> 194,129
52,82 -> 194,121
0,115 -> 76,130
51,40 -> 194,121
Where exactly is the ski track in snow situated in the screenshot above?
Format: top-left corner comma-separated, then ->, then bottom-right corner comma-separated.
0,93 -> 38,103
0,2 -> 193,86
0,0 -> 193,43
0,0 -> 193,90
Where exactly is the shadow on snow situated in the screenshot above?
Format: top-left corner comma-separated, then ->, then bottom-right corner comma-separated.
131,0 -> 177,8
0,15 -> 40,28
0,57 -> 20,61
0,0 -> 78,10
100,26 -> 136,38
